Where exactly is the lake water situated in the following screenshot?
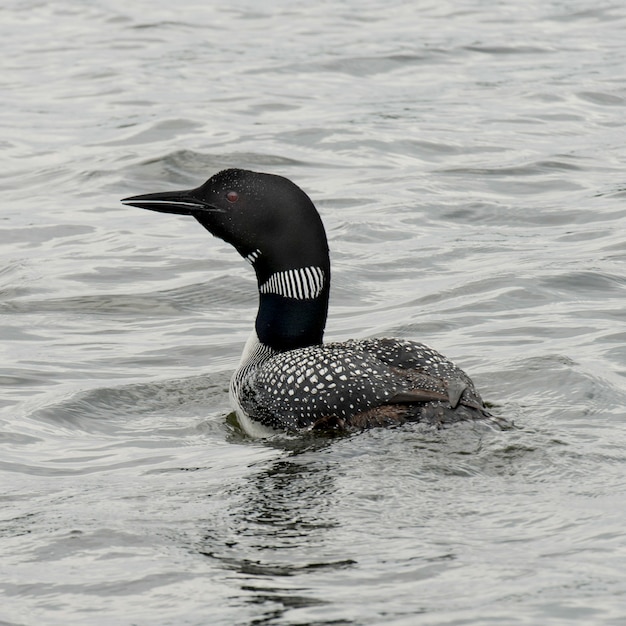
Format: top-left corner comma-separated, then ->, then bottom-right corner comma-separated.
1,0 -> 626,624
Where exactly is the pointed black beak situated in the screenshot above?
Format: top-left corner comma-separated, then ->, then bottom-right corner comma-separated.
121,189 -> 220,216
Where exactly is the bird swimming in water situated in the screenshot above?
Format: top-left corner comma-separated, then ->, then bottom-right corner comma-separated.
122,169 -> 494,437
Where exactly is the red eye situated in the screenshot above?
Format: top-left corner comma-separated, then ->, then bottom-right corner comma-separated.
226,191 -> 239,203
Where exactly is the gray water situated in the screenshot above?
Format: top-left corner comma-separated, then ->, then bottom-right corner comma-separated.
1,0 -> 626,624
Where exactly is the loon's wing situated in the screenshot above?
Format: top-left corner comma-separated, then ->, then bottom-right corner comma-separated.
347,338 -> 484,409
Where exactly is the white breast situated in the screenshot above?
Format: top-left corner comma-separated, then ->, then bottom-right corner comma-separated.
229,331 -> 280,438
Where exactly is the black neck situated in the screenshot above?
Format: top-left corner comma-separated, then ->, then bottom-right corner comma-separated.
255,283 -> 330,352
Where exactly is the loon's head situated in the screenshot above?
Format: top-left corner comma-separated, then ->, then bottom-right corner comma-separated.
122,169 -> 329,280
123,169 -> 331,351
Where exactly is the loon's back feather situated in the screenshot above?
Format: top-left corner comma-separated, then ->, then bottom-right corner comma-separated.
237,338 -> 490,432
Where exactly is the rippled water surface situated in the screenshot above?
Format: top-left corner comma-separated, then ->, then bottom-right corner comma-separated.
2,0 -> 626,624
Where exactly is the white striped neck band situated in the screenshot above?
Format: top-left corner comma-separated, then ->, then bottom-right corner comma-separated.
259,266 -> 325,300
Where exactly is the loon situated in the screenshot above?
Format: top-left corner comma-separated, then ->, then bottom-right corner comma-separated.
122,168 -> 492,436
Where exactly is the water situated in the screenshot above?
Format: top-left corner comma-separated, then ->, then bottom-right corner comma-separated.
1,0 -> 626,623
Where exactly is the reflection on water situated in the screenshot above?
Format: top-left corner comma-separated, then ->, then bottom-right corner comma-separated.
199,450 -> 354,624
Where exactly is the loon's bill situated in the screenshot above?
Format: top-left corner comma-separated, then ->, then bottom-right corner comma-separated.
123,168 -> 496,436
122,189 -> 220,215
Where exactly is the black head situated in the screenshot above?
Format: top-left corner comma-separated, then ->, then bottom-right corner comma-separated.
122,169 -> 329,281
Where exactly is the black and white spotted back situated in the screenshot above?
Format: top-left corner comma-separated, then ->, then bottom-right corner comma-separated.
234,337 -> 489,431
